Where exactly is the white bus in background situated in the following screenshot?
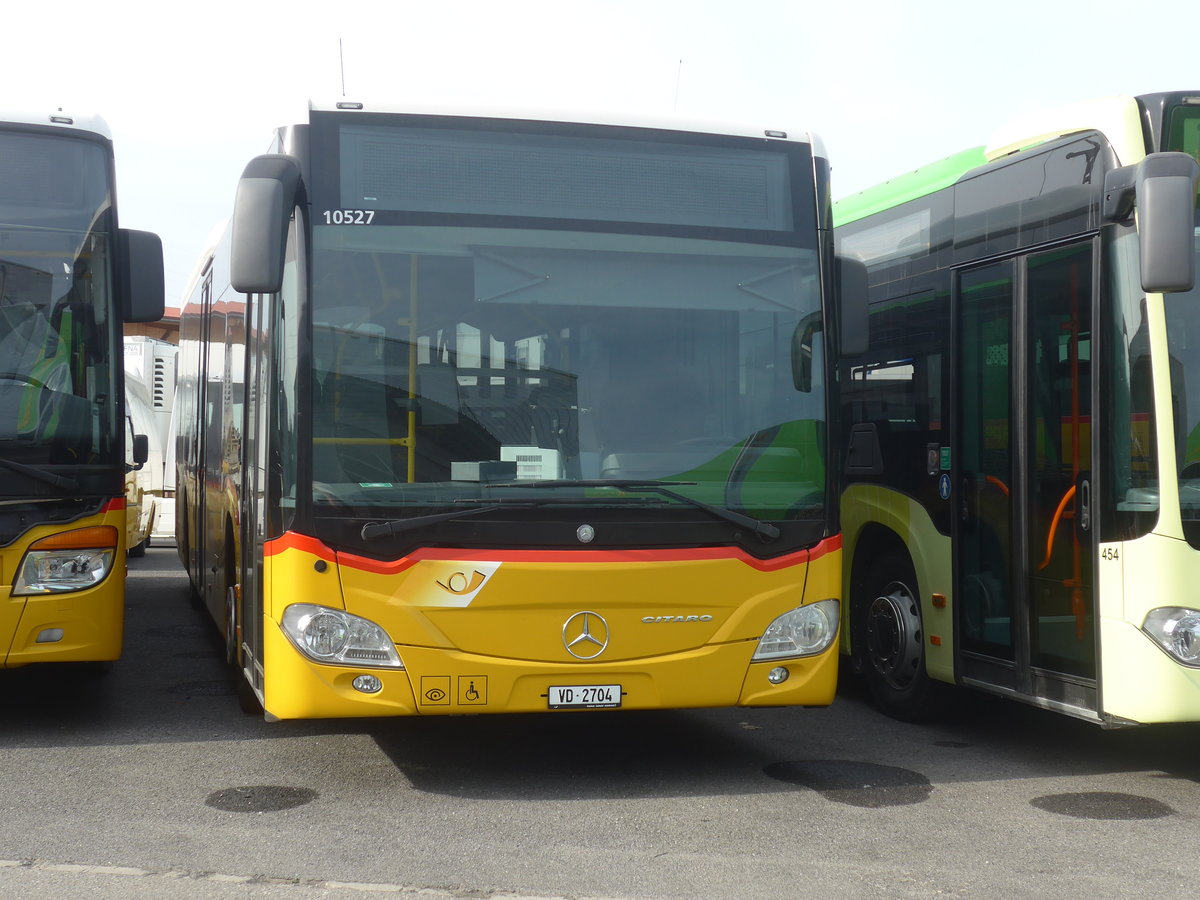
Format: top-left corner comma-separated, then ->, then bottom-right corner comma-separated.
123,376 -> 157,555
124,336 -> 178,548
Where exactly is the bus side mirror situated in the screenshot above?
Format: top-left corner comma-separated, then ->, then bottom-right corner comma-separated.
230,154 -> 303,295
131,432 -> 149,470
1105,152 -> 1199,294
838,255 -> 870,356
1137,152 -> 1198,294
119,229 -> 165,323
791,256 -> 872,392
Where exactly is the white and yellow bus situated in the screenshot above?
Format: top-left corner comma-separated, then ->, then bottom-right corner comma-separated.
176,100 -> 855,720
0,110 -> 163,670
835,90 -> 1200,725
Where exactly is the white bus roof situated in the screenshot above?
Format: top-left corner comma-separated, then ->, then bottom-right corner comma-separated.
0,109 -> 111,139
307,98 -> 826,159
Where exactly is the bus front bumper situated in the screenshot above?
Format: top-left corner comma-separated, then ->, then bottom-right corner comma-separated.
260,623 -> 837,720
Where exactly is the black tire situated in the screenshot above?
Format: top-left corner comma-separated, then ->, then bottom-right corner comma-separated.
187,581 -> 204,610
224,585 -> 238,666
223,532 -> 261,716
854,548 -> 949,721
128,537 -> 147,558
179,490 -> 204,609
234,669 -> 264,716
226,588 -> 263,717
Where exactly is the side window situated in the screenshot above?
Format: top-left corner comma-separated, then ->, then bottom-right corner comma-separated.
1104,227 -> 1159,542
273,211 -> 302,526
843,288 -> 948,524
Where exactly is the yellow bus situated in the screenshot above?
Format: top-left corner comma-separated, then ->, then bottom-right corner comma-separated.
834,91 -> 1200,725
176,101 -> 857,719
0,110 -> 164,670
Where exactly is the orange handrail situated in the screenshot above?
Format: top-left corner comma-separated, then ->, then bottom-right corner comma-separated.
985,475 -> 1010,496
1038,484 -> 1076,571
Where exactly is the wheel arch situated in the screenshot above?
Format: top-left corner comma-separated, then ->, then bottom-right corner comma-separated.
847,522 -> 916,668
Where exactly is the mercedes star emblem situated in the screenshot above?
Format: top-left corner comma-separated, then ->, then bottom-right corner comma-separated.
562,610 -> 610,660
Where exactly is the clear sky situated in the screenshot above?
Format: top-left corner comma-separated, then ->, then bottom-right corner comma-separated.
5,0 -> 1196,304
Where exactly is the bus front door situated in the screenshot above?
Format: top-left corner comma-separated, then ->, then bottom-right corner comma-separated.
955,242 -> 1098,716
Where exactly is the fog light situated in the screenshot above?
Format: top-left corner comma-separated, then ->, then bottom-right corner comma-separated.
352,674 -> 383,694
36,628 -> 65,643
768,666 -> 790,684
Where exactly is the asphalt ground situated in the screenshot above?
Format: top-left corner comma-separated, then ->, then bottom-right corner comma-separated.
2,546 -> 1199,899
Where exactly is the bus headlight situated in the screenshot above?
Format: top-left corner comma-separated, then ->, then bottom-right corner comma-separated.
752,599 -> 839,661
281,604 -> 404,668
12,526 -> 119,595
1142,607 -> 1200,666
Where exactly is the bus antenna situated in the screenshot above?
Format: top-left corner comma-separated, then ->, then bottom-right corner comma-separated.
339,38 -> 346,97
673,59 -> 683,112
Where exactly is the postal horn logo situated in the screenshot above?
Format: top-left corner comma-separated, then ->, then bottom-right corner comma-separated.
437,570 -> 487,595
424,561 -> 501,607
562,611 -> 610,660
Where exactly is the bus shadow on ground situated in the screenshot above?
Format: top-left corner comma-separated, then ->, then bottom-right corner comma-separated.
0,550 -> 341,748
842,676 -> 1200,788
367,708 -> 808,802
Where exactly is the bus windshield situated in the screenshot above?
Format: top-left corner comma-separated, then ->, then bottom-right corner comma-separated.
0,130 -> 117,475
1167,251 -> 1200,546
298,116 -> 828,528
1160,103 -> 1200,545
308,227 -> 825,522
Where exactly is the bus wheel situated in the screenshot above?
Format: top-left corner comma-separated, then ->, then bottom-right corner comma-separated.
187,579 -> 204,611
225,585 -> 263,715
224,585 -> 238,666
234,667 -> 263,716
858,550 -> 945,721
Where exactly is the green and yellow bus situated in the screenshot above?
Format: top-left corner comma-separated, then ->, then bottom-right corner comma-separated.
0,109 -> 164,670
835,91 -> 1200,725
176,101 -> 855,720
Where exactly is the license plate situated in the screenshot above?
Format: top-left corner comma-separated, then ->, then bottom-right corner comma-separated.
548,684 -> 622,709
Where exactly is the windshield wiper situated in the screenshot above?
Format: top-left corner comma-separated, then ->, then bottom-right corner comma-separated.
361,504 -> 503,540
491,479 -> 781,542
0,456 -> 79,492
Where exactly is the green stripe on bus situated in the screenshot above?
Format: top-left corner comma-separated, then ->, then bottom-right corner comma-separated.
833,147 -> 988,227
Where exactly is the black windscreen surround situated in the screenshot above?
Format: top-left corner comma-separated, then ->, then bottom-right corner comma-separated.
296,111 -> 829,556
305,111 -> 818,248
0,130 -> 110,226
0,128 -> 120,481
338,124 -> 794,231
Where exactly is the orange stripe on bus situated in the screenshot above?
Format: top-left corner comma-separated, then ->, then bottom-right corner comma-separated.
264,530 -> 840,575
264,531 -> 337,562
